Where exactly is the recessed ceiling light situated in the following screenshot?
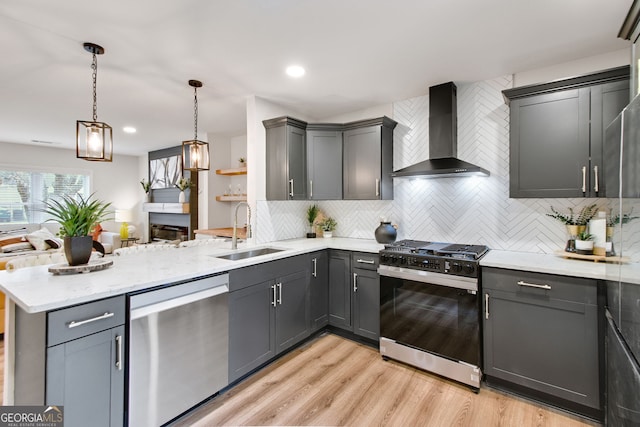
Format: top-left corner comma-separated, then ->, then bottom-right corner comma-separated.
286,65 -> 305,78
123,126 -> 137,134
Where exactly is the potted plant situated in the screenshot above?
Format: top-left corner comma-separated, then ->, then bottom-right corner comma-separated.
606,208 -> 639,255
547,204 -> 598,252
239,157 -> 246,168
575,231 -> 594,255
319,217 -> 337,238
176,177 -> 191,203
140,179 -> 152,202
42,193 -> 111,265
306,204 -> 319,238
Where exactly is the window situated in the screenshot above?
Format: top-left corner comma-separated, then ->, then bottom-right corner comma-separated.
0,168 -> 90,225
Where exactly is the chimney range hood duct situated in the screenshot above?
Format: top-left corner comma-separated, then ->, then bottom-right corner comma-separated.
391,82 -> 489,178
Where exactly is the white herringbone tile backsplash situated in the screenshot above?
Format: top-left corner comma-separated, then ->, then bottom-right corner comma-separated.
256,75 -> 640,259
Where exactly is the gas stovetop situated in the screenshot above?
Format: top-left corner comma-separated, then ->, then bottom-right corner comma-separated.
379,240 -> 489,278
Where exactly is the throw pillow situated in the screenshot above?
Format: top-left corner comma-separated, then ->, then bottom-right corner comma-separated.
92,223 -> 103,241
26,227 -> 60,251
0,235 -> 25,247
2,242 -> 34,253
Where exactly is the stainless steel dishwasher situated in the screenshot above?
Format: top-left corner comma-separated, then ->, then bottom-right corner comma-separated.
128,273 -> 229,427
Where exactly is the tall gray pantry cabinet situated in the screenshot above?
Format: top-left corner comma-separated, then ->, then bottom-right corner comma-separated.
503,66 -> 629,198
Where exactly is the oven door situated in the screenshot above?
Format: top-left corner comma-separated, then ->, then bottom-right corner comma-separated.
379,265 -> 481,367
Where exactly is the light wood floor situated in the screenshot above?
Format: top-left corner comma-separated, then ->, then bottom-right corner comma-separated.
174,334 -> 599,427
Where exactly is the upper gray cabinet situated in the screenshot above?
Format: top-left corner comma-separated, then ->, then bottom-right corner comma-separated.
264,116 -> 396,200
306,125 -> 343,200
264,117 -> 307,200
503,66 -> 629,198
343,117 -> 396,200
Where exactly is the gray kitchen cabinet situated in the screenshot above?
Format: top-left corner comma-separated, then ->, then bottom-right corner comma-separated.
351,253 -> 380,341
45,296 -> 126,427
343,117 -> 396,200
329,250 -> 352,330
263,116 -> 307,200
228,255 -> 310,382
309,250 -> 329,332
503,66 -> 629,198
306,126 -> 343,200
482,267 -> 601,419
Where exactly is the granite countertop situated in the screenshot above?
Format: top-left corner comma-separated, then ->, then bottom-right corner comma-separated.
194,227 -> 247,239
481,250 -> 640,285
0,237 -> 383,314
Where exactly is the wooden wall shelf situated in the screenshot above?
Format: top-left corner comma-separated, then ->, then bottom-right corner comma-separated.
216,167 -> 247,176
215,195 -> 247,202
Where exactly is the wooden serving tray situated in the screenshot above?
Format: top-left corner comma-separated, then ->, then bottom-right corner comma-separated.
49,259 -> 113,275
554,250 -> 630,264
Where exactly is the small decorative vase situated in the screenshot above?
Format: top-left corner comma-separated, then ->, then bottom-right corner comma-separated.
178,190 -> 186,203
575,239 -> 594,255
63,236 -> 93,266
375,221 -> 397,244
323,231 -> 333,238
306,225 -> 316,238
144,193 -> 150,203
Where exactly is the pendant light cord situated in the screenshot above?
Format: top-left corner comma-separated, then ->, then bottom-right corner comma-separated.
193,86 -> 199,140
91,52 -> 98,122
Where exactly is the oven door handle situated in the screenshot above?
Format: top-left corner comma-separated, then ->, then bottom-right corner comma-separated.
377,265 -> 478,292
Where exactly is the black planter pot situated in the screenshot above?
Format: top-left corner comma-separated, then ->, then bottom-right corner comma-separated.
63,236 -> 93,266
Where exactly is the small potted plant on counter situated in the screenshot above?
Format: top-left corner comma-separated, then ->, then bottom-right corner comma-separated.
306,204 -> 319,238
606,208 -> 639,256
320,217 -> 337,238
574,231 -> 594,255
547,204 -> 598,252
176,177 -> 191,203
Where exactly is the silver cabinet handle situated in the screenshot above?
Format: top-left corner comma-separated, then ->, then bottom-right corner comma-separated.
485,294 -> 489,320
517,280 -> 551,290
68,312 -> 114,329
581,166 -> 586,193
271,284 -> 277,307
310,180 -> 313,199
594,165 -> 599,193
375,178 -> 380,197
277,282 -> 282,305
312,258 -> 317,277
289,179 -> 294,197
353,272 -> 358,292
356,258 -> 375,265
115,335 -> 122,371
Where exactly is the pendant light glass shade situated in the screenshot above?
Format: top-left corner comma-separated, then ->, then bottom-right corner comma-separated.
76,42 -> 113,162
182,79 -> 210,171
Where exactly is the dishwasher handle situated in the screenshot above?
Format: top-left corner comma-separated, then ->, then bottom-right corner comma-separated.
130,284 -> 228,320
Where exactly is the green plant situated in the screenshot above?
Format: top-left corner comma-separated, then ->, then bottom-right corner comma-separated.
175,177 -> 191,191
42,193 -> 111,238
306,204 -> 319,226
576,231 -> 594,241
547,204 -> 598,226
320,217 -> 337,232
608,208 -> 639,226
239,157 -> 246,163
140,179 -> 151,193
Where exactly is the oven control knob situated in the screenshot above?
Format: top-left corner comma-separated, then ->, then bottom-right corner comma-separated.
463,264 -> 475,275
399,256 -> 407,265
451,262 -> 462,272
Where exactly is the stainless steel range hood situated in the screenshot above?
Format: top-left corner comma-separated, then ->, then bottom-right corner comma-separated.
391,82 -> 489,178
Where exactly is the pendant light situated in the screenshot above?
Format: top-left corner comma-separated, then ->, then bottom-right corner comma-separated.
182,80 -> 210,171
76,42 -> 113,162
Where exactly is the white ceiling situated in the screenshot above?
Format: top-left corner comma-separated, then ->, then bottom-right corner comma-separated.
0,0 -> 633,156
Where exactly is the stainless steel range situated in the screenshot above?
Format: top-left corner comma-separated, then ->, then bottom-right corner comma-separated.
378,240 -> 489,390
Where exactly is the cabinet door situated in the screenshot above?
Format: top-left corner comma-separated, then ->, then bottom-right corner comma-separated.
265,123 -> 306,200
309,251 -> 329,332
590,79 -> 629,197
275,269 -> 310,353
329,250 -> 352,330
509,88 -> 591,198
288,126 -> 307,200
46,326 -> 124,427
229,280 -> 276,382
343,125 -> 382,200
307,129 -> 343,200
483,289 -> 600,411
352,267 -> 380,341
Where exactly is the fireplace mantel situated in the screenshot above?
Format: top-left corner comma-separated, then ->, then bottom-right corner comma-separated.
142,203 -> 189,214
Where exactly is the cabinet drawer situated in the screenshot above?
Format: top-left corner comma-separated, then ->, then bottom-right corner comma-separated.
48,295 -> 126,346
351,252 -> 378,271
482,267 -> 597,305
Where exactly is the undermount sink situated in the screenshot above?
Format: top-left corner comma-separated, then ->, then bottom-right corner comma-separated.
215,247 -> 285,261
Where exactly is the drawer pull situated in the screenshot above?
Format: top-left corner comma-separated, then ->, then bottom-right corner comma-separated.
68,312 -> 114,329
517,280 -> 551,290
485,294 -> 489,320
353,273 -> 358,292
356,259 -> 375,264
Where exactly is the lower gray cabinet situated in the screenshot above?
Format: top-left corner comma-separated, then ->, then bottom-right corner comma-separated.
309,251 -> 329,332
328,250 -> 352,330
229,257 -> 310,382
482,267 -> 600,419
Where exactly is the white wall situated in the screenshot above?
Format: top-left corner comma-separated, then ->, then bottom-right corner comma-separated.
320,104 -> 393,123
0,141 -> 145,235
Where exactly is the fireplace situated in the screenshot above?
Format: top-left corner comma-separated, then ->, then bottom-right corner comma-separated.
150,223 -> 189,242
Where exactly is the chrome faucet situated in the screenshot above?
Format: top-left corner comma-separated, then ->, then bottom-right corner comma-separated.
232,202 -> 251,250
